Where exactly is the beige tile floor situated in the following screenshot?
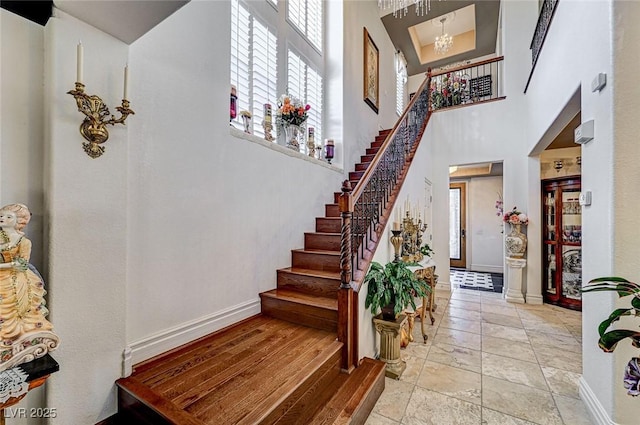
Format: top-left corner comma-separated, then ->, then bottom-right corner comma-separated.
366,286 -> 593,425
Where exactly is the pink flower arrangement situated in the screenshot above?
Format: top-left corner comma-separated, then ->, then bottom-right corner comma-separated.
276,92 -> 311,127
503,207 -> 529,225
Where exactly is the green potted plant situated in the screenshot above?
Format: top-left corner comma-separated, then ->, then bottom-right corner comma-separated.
364,261 -> 431,321
582,277 -> 640,396
420,243 -> 434,258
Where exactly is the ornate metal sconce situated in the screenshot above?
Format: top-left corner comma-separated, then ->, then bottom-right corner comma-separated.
67,82 -> 135,159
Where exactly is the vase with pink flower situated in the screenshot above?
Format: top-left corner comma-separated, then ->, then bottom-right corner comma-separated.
503,207 -> 529,258
276,91 -> 311,151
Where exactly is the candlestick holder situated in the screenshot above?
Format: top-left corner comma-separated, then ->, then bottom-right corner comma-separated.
390,229 -> 403,263
401,211 -> 427,263
67,82 -> 135,158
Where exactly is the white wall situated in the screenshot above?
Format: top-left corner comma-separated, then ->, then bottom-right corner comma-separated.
44,9 -> 129,424
522,0 -> 618,421
1,10 -> 45,269
0,9 -> 47,425
464,176 -> 504,273
126,0 -> 343,358
342,0 -> 403,174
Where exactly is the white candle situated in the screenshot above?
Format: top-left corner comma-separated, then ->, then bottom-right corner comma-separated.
123,64 -> 129,99
76,42 -> 83,83
392,222 -> 401,231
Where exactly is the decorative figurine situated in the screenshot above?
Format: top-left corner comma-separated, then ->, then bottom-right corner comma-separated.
307,127 -> 315,157
263,103 -> 274,142
240,110 -> 252,134
0,204 -> 59,371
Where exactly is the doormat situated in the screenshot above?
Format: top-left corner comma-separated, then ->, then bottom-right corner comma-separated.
451,270 -> 494,291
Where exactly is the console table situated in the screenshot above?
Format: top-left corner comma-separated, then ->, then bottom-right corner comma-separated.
406,258 -> 437,343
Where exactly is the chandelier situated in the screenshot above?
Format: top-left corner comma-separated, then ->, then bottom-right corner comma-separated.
378,0 -> 432,18
434,17 -> 454,55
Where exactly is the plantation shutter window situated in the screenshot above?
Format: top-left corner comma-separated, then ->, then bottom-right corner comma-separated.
230,0 -> 278,135
287,0 -> 323,51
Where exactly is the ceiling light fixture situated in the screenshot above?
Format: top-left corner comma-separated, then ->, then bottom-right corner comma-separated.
378,0 -> 433,18
434,16 -> 454,55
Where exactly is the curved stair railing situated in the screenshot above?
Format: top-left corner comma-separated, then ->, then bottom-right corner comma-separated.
337,71 -> 433,370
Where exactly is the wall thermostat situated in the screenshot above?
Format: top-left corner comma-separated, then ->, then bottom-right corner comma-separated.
574,120 -> 594,144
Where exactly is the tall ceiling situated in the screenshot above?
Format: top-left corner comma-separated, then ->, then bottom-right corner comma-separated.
54,0 -> 189,44
381,0 -> 501,76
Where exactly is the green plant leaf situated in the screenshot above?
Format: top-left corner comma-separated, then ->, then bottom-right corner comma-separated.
583,277 -> 640,297
598,308 -> 634,337
599,330 -> 640,352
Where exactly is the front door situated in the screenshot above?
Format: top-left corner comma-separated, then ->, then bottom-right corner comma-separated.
450,182 -> 467,269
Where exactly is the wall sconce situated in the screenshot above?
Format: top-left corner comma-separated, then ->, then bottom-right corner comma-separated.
554,160 -> 563,172
67,43 -> 134,159
576,156 -> 581,168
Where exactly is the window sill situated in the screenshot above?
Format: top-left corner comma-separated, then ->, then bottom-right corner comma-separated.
229,127 -> 342,173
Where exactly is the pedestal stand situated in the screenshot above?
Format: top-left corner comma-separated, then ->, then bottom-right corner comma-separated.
373,314 -> 407,379
505,257 -> 527,304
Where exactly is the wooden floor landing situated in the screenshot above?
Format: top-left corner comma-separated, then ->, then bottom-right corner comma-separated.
116,315 -> 384,425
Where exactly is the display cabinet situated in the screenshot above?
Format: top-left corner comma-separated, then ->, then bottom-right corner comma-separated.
542,177 -> 582,310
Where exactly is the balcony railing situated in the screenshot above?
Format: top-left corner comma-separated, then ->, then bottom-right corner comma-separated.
429,57 -> 505,111
525,0 -> 560,92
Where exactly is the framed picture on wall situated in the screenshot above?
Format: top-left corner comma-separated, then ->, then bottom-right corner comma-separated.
363,27 -> 379,114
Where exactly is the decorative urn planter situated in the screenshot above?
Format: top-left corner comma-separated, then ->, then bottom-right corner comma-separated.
505,223 -> 527,258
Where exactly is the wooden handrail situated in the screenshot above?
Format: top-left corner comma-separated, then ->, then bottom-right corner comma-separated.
431,56 -> 505,78
337,70 -> 433,370
350,72 -> 432,203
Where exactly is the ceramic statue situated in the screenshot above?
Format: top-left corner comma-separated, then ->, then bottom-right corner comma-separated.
0,204 -> 59,371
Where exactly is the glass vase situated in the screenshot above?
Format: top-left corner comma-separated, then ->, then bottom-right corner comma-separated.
283,124 -> 303,151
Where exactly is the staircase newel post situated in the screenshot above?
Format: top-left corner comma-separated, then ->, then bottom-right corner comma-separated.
338,180 -> 355,372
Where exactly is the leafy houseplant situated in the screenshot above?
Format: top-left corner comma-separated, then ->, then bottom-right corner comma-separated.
364,261 -> 430,321
582,277 -> 640,396
420,243 -> 434,258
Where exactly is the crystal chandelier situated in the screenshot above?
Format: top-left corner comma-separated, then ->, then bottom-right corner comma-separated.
378,0 -> 432,18
434,17 -> 453,55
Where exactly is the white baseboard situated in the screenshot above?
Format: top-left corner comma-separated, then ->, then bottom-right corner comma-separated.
470,264 -> 503,274
579,377 -> 615,425
436,280 -> 451,291
525,293 -> 543,305
123,299 -> 261,377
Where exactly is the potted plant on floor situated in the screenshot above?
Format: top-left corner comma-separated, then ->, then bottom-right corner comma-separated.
364,261 -> 431,320
582,277 -> 640,396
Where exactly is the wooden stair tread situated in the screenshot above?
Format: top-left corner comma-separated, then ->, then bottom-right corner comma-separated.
308,358 -> 386,425
279,266 -> 341,280
262,288 -> 338,310
118,316 -> 343,425
292,248 -> 340,256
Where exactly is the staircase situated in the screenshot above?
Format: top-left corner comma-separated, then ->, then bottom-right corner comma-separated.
260,129 -> 392,336
113,131 -> 393,425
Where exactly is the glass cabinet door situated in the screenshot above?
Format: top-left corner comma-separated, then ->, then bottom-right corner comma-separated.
545,244 -> 556,295
542,178 -> 581,310
543,190 -> 556,242
560,188 -> 581,300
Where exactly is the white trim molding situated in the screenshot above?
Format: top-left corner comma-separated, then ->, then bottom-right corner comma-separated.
470,264 -> 503,274
122,299 -> 261,377
579,376 -> 615,425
